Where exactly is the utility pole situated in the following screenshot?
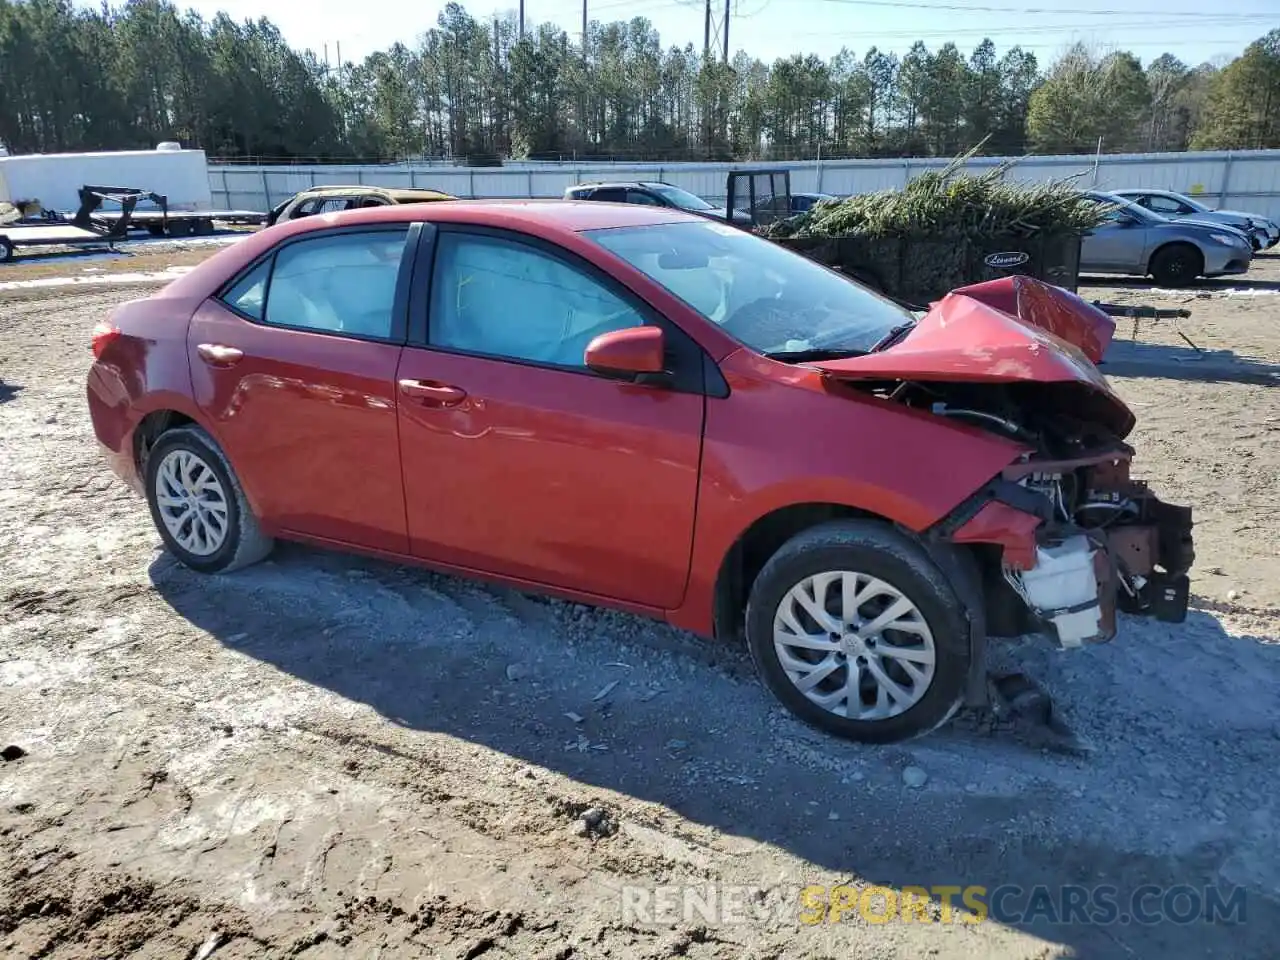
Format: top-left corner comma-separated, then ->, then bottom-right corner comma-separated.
722,0 -> 730,62
704,0 -> 711,60
519,0 -> 525,39
582,0 -> 588,58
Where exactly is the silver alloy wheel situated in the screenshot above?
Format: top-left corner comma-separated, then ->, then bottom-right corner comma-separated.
154,448 -> 230,557
773,571 -> 937,721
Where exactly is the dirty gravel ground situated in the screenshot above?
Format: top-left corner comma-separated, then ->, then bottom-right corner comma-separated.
2,260 -> 1279,958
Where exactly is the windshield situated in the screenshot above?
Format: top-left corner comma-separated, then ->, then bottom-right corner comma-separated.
586,219 -> 917,357
647,183 -> 716,212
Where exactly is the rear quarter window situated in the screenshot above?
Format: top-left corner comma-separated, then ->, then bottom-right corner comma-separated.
221,260 -> 270,320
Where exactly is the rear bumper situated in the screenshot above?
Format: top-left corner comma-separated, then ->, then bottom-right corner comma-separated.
87,362 -> 143,495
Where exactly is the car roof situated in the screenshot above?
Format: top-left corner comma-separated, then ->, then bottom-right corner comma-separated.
295,185 -> 455,202
570,181 -> 669,189
323,198 -> 693,231
162,199 -> 701,302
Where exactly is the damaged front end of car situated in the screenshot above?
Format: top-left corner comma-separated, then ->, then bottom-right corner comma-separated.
938,448 -> 1195,650
810,274 -> 1195,655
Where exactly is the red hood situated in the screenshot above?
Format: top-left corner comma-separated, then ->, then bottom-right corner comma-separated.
811,275 -> 1133,434
946,276 -> 1115,364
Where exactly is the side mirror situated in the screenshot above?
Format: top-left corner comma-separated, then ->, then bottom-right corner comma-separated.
584,326 -> 666,379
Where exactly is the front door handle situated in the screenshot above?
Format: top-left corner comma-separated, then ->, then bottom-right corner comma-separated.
196,343 -> 244,367
398,379 -> 467,407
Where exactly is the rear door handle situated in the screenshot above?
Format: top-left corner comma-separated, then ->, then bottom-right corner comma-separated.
197,343 -> 244,367
398,379 -> 467,407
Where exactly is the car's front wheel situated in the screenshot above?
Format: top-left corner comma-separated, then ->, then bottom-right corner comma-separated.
144,425 -> 273,573
1149,243 -> 1203,287
745,520 -> 971,743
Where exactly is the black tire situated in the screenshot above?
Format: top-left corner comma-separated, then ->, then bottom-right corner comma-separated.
0,238 -> 13,263
144,426 -> 273,574
1149,243 -> 1203,288
744,519 -> 971,743
193,218 -> 215,236
166,219 -> 194,238
147,223 -> 166,237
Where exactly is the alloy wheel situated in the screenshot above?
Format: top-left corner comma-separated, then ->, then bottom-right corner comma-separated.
154,448 -> 230,557
772,570 -> 937,721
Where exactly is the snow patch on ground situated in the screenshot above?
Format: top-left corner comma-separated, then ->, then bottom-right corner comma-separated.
0,265 -> 195,291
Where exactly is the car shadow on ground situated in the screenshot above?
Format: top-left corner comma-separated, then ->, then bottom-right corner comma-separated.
150,544 -> 1280,958
1100,339 -> 1280,385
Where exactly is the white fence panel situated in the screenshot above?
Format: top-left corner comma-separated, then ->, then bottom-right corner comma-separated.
209,149 -> 1280,220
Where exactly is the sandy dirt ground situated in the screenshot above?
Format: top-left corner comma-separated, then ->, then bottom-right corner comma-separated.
1,246 -> 1278,959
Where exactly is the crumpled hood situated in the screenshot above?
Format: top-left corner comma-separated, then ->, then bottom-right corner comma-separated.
809,275 -> 1135,434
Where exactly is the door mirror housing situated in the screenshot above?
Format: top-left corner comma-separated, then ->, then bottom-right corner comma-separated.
584,326 -> 666,379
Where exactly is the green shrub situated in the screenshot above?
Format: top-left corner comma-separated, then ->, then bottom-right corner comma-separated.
765,151 -> 1112,241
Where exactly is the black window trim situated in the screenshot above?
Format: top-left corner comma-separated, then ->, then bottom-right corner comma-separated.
212,222 -> 423,346
405,222 -> 726,398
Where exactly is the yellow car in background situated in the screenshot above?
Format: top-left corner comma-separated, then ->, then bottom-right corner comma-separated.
265,185 -> 455,226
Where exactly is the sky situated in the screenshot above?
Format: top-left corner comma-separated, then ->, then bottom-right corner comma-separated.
150,0 -> 1277,68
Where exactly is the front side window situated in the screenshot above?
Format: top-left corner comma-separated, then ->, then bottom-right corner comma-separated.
1147,195 -> 1184,215
430,232 -> 645,367
587,219 -> 915,357
626,189 -> 665,206
260,229 -> 409,338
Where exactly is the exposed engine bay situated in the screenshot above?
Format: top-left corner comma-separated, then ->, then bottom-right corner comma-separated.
888,378 -> 1194,650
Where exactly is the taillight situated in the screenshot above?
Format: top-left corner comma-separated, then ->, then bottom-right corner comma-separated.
91,321 -> 121,359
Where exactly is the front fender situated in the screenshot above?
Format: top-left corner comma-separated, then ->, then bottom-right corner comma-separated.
667,353 -> 1029,635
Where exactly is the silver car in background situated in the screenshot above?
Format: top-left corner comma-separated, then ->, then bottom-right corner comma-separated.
1110,188 -> 1279,251
1080,190 -> 1254,287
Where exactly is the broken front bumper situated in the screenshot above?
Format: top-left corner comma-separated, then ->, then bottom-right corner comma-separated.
938,453 -> 1194,650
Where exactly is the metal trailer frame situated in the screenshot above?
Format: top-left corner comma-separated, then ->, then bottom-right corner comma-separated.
1,184 -> 264,262
726,168 -> 793,229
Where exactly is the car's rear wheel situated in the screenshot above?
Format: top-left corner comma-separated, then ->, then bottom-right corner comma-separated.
144,426 -> 273,573
0,238 -> 14,263
745,520 -> 970,743
1149,243 -> 1203,287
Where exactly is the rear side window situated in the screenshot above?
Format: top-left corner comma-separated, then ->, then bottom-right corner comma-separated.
219,229 -> 410,340
264,230 -> 410,338
222,260 -> 269,320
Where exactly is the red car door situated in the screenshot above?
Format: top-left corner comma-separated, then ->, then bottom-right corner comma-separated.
188,224 -> 419,554
395,226 -> 707,609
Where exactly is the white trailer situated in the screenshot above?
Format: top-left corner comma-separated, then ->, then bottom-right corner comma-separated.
0,145 -> 264,259
0,144 -> 212,213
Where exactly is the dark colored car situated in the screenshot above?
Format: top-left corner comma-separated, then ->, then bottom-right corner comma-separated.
563,181 -> 754,226
1079,190 -> 1253,286
87,200 -> 1193,743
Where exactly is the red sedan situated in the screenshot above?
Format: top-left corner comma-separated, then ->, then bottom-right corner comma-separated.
87,200 -> 1193,743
